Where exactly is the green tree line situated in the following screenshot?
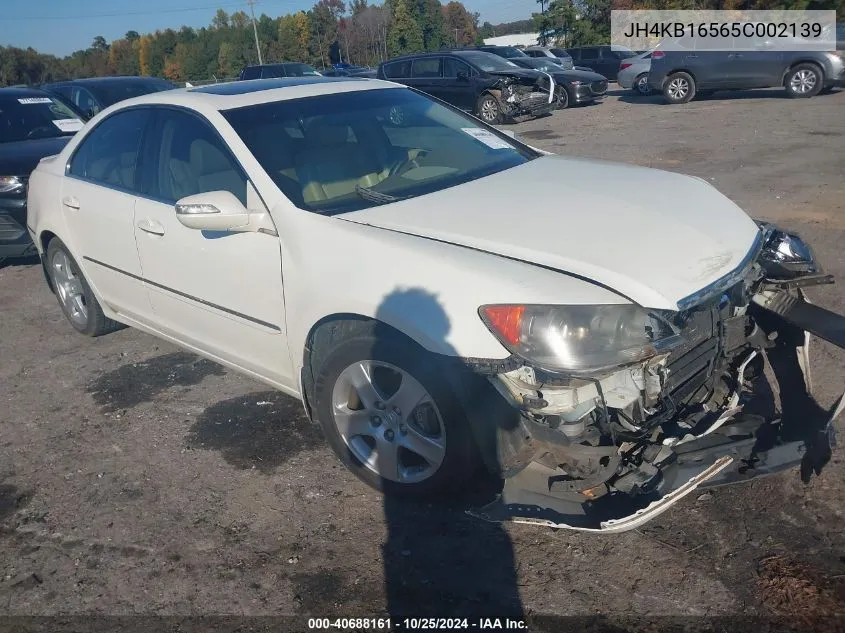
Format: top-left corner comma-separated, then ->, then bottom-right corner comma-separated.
0,0 -> 489,86
534,0 -> 844,48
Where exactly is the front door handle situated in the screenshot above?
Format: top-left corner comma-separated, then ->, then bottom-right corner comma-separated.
684,54 -> 699,60
137,218 -> 165,236
62,196 -> 80,209
729,53 -> 743,59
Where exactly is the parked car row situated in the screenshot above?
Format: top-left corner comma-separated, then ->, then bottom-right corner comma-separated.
617,35 -> 845,103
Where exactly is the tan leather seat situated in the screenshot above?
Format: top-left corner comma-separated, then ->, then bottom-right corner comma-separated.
295,121 -> 383,205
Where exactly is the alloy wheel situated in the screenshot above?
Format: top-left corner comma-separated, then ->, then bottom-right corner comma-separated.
480,97 -> 499,123
636,74 -> 650,95
667,77 -> 689,101
51,249 -> 88,327
331,360 -> 446,484
790,69 -> 817,94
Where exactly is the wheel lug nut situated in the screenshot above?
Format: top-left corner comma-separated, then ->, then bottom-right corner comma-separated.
371,415 -> 382,426
374,402 -> 385,410
384,429 -> 395,442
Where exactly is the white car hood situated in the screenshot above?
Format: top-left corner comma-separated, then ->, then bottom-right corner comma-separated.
342,155 -> 761,310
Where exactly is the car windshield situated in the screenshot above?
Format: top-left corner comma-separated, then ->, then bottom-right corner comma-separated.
92,79 -> 175,107
224,88 -> 536,215
494,47 -> 528,58
0,95 -> 83,143
458,52 -> 519,71
516,58 -> 559,72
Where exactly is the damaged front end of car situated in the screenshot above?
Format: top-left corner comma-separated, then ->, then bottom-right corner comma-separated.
461,223 -> 843,532
487,72 -> 556,121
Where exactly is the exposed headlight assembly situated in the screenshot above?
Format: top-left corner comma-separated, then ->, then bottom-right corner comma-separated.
758,223 -> 818,279
0,176 -> 25,194
479,304 -> 679,374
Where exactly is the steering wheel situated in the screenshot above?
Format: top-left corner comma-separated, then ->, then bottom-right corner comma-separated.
385,148 -> 428,179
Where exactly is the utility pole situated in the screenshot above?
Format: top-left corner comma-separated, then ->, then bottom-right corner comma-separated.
247,0 -> 263,65
455,28 -> 459,46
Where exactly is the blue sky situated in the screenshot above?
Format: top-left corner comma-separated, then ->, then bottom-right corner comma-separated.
1,0 -> 531,57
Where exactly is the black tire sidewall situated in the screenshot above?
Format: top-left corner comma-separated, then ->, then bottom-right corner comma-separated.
634,73 -> 650,95
46,238 -> 98,335
664,72 -> 696,104
476,94 -> 501,124
312,332 -> 476,497
785,64 -> 823,98
557,86 -> 570,109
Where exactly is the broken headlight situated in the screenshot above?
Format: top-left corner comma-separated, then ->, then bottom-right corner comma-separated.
479,304 -> 678,374
758,224 -> 818,279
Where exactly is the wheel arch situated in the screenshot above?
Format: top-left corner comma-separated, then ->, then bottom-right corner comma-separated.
782,59 -> 825,84
38,230 -> 59,293
300,312 -> 436,424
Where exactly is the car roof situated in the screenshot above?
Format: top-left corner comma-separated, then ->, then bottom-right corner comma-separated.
0,86 -> 56,98
94,76 -> 403,114
46,76 -> 170,86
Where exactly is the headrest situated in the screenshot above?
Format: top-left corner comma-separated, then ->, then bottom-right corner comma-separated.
189,138 -> 233,175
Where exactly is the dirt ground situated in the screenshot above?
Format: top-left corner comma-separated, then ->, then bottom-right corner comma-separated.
2,87 -> 845,631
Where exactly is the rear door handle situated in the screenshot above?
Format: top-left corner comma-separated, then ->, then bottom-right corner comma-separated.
136,218 -> 165,236
62,196 -> 80,210
684,54 -> 699,60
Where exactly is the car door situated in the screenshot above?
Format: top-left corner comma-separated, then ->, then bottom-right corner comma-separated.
410,57 -> 443,100
132,107 -> 292,386
694,37 -> 740,88
61,107 -> 153,322
441,57 -> 475,110
730,39 -> 786,87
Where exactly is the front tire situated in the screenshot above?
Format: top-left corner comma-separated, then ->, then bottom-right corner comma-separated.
476,93 -> 502,124
312,326 -> 477,497
663,71 -> 696,104
46,238 -> 122,337
785,63 -> 823,98
556,86 -> 570,109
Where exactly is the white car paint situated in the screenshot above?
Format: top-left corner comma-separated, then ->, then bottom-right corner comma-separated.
28,79 -> 760,401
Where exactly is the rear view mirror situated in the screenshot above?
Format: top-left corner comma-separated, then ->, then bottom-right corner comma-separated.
175,190 -> 255,232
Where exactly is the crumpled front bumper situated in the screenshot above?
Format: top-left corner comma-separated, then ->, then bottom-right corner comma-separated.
459,255 -> 844,532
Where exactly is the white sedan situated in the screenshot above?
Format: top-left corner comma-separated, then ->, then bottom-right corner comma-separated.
27,77 -> 842,531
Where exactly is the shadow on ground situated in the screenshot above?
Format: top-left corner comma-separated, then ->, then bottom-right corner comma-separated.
87,352 -> 225,413
617,87 -> 842,105
187,391 -> 323,473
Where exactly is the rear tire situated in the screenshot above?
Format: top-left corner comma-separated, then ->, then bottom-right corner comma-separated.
634,73 -> 651,96
46,238 -> 123,337
476,93 -> 502,124
785,63 -> 823,98
312,323 -> 477,497
663,71 -> 696,104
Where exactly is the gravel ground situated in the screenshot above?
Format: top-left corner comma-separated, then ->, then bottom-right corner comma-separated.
1,87 -> 845,630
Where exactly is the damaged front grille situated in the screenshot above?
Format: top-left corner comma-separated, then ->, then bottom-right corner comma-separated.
590,80 -> 608,95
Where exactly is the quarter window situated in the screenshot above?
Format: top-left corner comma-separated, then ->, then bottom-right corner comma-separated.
147,109 -> 247,205
382,60 -> 412,79
68,108 -> 150,192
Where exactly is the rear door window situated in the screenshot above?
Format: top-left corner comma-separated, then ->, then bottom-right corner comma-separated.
580,47 -> 599,60
383,60 -> 412,79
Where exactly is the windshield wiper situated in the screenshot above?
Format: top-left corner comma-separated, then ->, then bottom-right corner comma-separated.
354,185 -> 403,204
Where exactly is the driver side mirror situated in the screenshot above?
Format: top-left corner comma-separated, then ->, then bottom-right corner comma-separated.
175,190 -> 265,233
456,70 -> 469,82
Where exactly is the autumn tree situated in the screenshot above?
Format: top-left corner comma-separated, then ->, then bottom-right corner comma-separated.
388,0 -> 424,56
443,1 -> 478,47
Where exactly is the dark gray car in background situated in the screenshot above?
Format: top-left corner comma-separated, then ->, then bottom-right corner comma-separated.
648,37 -> 845,103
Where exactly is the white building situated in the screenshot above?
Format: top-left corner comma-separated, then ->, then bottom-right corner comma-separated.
482,33 -> 541,48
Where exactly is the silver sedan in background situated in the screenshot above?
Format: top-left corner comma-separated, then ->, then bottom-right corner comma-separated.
617,50 -> 653,95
